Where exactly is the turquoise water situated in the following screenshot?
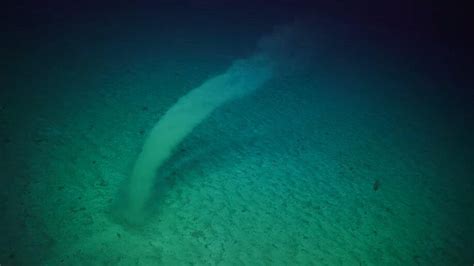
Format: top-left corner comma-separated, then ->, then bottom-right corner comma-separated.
1,2 -> 472,265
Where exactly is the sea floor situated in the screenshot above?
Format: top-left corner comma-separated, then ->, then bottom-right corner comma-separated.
1,16 -> 472,265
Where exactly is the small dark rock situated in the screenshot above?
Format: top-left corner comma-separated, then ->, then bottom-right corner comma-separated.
142,106 -> 149,111
373,180 -> 380,191
190,230 -> 205,239
99,179 -> 108,187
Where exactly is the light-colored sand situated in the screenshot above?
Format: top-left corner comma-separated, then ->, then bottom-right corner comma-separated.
1,21 -> 472,266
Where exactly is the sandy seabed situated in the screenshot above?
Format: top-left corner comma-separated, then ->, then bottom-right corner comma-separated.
1,21 -> 472,265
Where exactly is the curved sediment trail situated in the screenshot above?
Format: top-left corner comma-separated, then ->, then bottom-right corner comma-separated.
123,25 -> 299,221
